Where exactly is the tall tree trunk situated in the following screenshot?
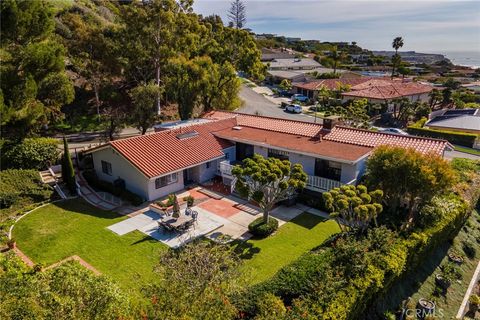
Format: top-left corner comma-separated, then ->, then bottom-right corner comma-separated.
93,82 -> 101,119
156,63 -> 161,115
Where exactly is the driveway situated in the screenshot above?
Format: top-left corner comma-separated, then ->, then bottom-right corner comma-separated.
444,150 -> 480,161
238,85 -> 320,123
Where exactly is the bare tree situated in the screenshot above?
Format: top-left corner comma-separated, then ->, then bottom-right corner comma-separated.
228,0 -> 246,29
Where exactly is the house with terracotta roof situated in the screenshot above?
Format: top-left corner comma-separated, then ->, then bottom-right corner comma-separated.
85,112 -> 452,201
341,79 -> 434,104
292,77 -> 371,100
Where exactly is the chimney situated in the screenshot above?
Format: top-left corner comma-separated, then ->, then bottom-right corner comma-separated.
323,115 -> 342,131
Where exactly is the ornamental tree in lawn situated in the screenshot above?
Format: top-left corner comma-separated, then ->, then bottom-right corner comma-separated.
323,185 -> 384,233
231,154 -> 307,223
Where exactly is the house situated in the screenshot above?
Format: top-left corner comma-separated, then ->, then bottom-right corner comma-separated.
425,109 -> 480,135
292,77 -> 372,100
85,112 -> 452,202
266,58 -> 322,71
341,79 -> 434,104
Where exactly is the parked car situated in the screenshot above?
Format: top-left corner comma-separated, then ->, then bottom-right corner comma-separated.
379,128 -> 408,135
291,94 -> 309,103
279,90 -> 291,97
285,104 -> 302,114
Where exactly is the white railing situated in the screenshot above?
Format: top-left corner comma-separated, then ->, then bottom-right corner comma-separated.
219,160 -> 234,177
306,175 -> 356,192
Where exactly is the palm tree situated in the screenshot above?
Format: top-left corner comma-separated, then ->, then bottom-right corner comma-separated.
391,36 -> 404,78
330,46 -> 345,74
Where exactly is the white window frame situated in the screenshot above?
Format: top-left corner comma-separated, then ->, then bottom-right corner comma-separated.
155,173 -> 178,189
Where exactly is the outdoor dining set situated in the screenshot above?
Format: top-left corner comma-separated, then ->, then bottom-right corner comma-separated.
157,202 -> 199,233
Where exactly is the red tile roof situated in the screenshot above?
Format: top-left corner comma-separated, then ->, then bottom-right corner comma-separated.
292,78 -> 372,91
107,119 -> 235,178
203,111 -> 323,137
213,126 -> 372,162
89,112 -> 450,178
324,126 -> 450,155
342,80 -> 433,100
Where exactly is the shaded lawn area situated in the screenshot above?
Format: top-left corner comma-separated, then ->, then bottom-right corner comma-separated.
233,213 -> 339,285
454,145 -> 480,156
13,199 -> 167,300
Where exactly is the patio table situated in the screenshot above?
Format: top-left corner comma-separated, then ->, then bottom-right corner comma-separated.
162,216 -> 194,230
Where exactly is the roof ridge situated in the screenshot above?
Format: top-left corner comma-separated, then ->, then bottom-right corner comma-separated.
216,111 -> 323,128
331,125 -> 450,144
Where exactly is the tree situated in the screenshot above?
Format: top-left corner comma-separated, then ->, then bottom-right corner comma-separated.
366,146 -> 456,228
228,0 -> 246,29
1,0 -> 74,137
2,138 -> 59,170
62,136 -> 75,193
0,254 -> 132,320
397,65 -> 411,78
391,98 -> 431,124
335,98 -> 370,128
166,56 -> 210,120
429,89 -> 443,109
323,185 -> 383,233
129,84 -> 162,134
232,154 -> 307,223
391,36 -> 404,78
278,79 -> 292,92
330,46 -> 346,74
145,241 -> 239,319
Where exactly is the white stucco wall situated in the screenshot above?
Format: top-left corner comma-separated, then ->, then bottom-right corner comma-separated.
147,171 -> 185,201
198,159 -> 220,183
91,147 -> 150,200
223,146 -> 236,163
289,153 -> 315,175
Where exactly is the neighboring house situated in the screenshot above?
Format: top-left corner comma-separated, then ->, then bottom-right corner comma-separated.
85,112 -> 452,201
342,79 -> 434,104
425,109 -> 480,135
292,77 -> 372,100
266,58 -> 322,71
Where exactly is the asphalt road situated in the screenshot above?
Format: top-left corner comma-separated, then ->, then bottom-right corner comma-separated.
444,150 -> 480,161
237,85 -> 322,124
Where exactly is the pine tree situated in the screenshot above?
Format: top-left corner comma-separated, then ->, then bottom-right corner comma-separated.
62,136 -> 75,193
228,0 -> 246,29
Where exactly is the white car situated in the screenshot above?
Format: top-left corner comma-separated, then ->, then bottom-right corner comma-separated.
379,128 -> 408,135
285,104 -> 302,114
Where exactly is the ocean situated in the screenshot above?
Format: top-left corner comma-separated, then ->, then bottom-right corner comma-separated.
442,51 -> 480,69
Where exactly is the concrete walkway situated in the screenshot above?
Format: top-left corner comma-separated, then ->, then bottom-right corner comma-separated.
75,175 -> 121,211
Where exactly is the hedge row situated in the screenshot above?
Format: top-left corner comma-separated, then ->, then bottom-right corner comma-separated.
237,169 -> 480,319
1,138 -> 60,170
82,170 -> 144,206
406,126 -> 478,148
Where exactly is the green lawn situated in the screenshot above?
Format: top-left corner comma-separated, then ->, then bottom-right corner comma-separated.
454,145 -> 480,156
233,213 -> 339,285
13,199 -> 167,299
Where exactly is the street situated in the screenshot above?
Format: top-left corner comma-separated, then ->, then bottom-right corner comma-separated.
237,85 -> 322,124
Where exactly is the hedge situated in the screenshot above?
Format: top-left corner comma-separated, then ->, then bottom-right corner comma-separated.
248,217 -> 279,237
406,126 -> 478,148
1,138 -> 60,170
237,162 -> 480,319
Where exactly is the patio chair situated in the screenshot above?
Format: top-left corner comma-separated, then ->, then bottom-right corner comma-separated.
191,210 -> 198,221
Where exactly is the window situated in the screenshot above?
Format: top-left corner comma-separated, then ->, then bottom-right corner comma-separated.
268,148 -> 289,161
314,159 -> 341,181
155,173 -> 178,189
206,161 -> 211,169
101,161 -> 112,175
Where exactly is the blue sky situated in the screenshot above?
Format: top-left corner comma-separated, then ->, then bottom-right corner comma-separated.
193,0 -> 480,53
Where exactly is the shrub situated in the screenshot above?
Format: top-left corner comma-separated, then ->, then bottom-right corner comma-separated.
2,138 -> 60,170
183,195 -> 194,207
0,169 -> 53,210
248,217 -> 278,237
469,294 -> 480,306
462,240 -> 476,259
406,126 -> 478,148
82,170 -> 144,206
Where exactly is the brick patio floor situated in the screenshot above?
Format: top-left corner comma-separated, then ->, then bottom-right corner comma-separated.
197,198 -> 241,218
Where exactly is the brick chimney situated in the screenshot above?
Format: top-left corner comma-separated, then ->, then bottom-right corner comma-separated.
323,115 -> 342,131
